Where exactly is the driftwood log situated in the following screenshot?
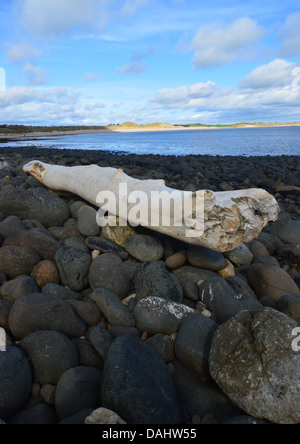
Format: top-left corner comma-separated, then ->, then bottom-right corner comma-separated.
23,160 -> 279,252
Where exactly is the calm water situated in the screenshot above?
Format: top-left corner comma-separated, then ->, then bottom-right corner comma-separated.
2,126 -> 300,157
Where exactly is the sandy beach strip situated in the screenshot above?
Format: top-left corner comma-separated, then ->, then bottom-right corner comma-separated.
0,122 -> 300,140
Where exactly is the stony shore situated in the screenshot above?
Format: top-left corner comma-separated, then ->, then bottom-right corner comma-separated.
0,146 -> 299,425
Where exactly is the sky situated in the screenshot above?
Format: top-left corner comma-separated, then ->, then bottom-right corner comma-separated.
0,0 -> 299,126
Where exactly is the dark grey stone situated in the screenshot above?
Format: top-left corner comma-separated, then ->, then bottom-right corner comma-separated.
132,262 -> 183,303
55,366 -> 102,419
86,326 -> 114,360
0,346 -> 32,420
146,334 -> 175,363
0,215 -> 25,239
86,236 -> 128,260
77,205 -> 99,237
124,234 -> 164,262
134,296 -> 196,336
7,403 -> 57,425
175,312 -> 219,380
187,246 -> 226,271
277,294 -> 300,324
55,246 -> 92,292
172,359 -> 241,423
0,246 -> 41,279
198,275 -> 263,323
3,229 -> 60,262
58,408 -> 94,424
42,283 -> 82,301
90,288 -> 135,328
171,265 -> 217,285
1,275 -> 40,302
9,293 -> 87,339
88,256 -> 131,299
20,330 -> 79,385
0,187 -> 70,227
101,335 -> 181,424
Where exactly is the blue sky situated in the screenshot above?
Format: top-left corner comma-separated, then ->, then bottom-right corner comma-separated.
0,0 -> 299,125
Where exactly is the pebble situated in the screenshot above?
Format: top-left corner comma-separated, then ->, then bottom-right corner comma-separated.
133,261 -> 183,303
134,296 -> 196,336
165,250 -> 187,269
88,255 -> 131,299
217,259 -> 235,278
187,246 -> 226,271
199,276 -> 262,324
19,330 -> 79,385
124,234 -> 164,262
55,246 -> 92,292
77,205 -> 100,237
1,275 -> 40,302
247,263 -> 300,302
55,366 -> 102,420
85,408 -> 127,425
0,245 -> 41,279
31,260 -> 59,288
100,217 -> 137,247
90,288 -> 135,328
224,243 -> 253,266
9,293 -> 87,339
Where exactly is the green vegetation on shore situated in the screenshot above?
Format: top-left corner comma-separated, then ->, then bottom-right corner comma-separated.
0,124 -> 108,135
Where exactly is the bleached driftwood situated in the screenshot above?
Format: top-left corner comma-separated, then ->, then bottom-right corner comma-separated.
23,160 -> 279,252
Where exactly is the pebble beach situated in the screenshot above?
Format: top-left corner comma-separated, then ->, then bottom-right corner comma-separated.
0,145 -> 299,425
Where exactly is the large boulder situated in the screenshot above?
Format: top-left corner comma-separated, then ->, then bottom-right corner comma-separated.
101,335 -> 181,424
209,308 -> 300,424
0,187 -> 69,227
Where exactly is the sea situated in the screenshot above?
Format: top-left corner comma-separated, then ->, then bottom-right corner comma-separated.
2,126 -> 300,157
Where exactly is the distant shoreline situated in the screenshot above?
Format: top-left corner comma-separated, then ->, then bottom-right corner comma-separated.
0,121 -> 300,140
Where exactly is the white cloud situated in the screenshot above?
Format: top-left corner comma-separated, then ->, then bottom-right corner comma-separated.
120,0 -> 149,16
150,61 -> 300,122
19,0 -> 111,40
84,73 -> 102,82
190,17 -> 264,69
238,59 -> 296,89
5,42 -> 43,63
277,13 -> 300,57
150,81 -> 217,105
117,47 -> 155,75
117,62 -> 146,75
0,86 -> 74,108
22,63 -> 47,85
